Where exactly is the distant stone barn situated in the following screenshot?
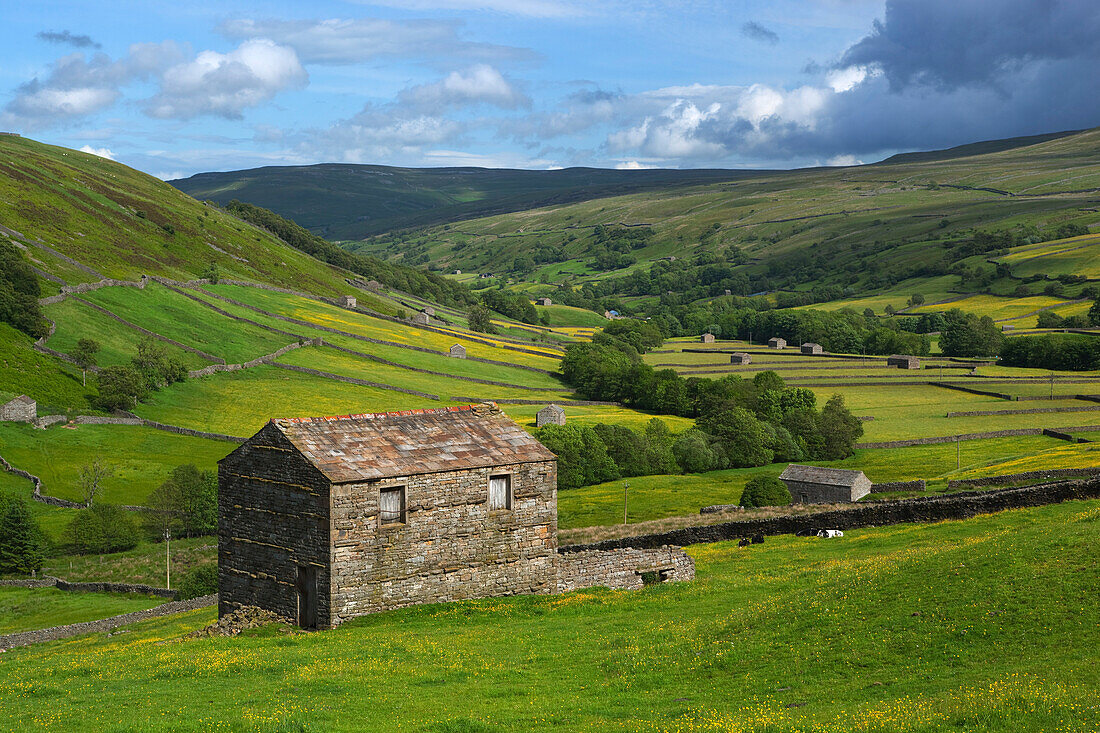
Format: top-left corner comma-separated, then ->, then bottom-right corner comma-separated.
536,404 -> 566,427
0,395 -> 35,422
422,307 -> 436,317
779,465 -> 871,504
338,295 -> 357,309
448,344 -> 467,358
768,337 -> 786,349
218,404 -> 692,629
887,354 -> 920,370
412,312 -> 431,325
729,352 -> 751,365
801,342 -> 823,355
537,297 -> 552,306
700,333 -> 716,343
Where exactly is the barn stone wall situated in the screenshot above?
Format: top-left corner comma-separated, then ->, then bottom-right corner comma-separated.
784,477 -> 871,504
0,398 -> 35,422
329,459 -> 557,623
554,545 -> 694,592
218,424 -> 333,627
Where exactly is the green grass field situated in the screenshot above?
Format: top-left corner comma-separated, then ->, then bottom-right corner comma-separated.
0,422 -> 232,507
2,499 -> 1098,732
0,324 -> 94,413
0,586 -> 165,635
38,536 -> 216,587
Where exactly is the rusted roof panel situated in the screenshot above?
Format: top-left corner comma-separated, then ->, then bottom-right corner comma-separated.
270,403 -> 556,483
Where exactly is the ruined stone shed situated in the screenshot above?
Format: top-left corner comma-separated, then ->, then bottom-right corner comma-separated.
780,464 -> 871,504
219,403 -> 691,629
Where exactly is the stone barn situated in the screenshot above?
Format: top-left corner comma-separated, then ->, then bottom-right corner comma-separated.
887,354 -> 920,370
0,395 -> 35,422
536,404 -> 566,427
218,403 -> 692,629
422,307 -> 436,317
801,342 -> 823,355
700,333 -> 716,343
537,297 -> 552,307
729,352 -> 752,365
338,295 -> 357,309
779,464 -> 871,504
412,312 -> 431,325
448,344 -> 467,359
768,337 -> 786,349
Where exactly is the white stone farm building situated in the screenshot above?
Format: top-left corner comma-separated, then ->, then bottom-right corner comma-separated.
768,337 -> 786,349
218,403 -> 692,629
779,464 -> 871,504
535,404 -> 566,427
801,343 -> 823,355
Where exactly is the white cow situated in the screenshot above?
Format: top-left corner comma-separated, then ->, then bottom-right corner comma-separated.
817,529 -> 844,538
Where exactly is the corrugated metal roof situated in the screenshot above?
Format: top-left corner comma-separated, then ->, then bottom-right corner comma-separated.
271,403 -> 556,483
779,464 -> 867,486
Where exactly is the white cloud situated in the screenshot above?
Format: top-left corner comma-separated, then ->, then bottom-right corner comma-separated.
400,65 -> 529,111
146,40 -> 307,120
220,18 -> 533,65
825,65 -> 869,93
78,144 -> 116,159
614,160 -> 659,169
826,154 -> 862,166
353,0 -> 592,19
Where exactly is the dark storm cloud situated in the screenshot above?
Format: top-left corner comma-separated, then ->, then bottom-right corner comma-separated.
36,30 -> 101,49
840,0 -> 1100,91
740,21 -> 779,45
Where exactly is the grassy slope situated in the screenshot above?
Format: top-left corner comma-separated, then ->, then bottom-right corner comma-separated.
0,586 -> 164,635
1,499 -> 1097,732
354,128 -> 1100,303
0,323 -> 94,412
0,136 -> 350,294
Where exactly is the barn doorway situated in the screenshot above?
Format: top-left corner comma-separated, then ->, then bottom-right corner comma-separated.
296,564 -> 318,630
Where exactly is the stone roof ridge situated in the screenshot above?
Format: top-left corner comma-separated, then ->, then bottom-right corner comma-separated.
4,394 -> 34,404
780,463 -> 867,486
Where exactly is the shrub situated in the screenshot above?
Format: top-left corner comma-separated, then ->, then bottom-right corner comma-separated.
177,563 -> 218,600
0,497 -> 46,575
64,504 -> 140,555
740,475 -> 792,509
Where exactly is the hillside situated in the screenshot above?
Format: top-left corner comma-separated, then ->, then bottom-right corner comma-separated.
170,164 -> 761,239
351,127 -> 1100,315
0,136 -> 356,295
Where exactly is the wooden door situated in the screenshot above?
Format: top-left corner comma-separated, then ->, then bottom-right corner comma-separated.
296,564 -> 318,629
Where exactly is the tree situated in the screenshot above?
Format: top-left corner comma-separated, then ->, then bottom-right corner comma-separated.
144,464 -> 217,538
697,405 -> 773,468
64,503 -> 140,555
536,424 -> 619,490
78,460 -> 114,506
69,338 -> 100,387
1089,297 -> 1100,327
95,364 -> 147,410
818,395 -> 864,460
131,338 -> 187,390
642,418 -> 679,475
740,475 -> 792,509
908,293 -> 925,307
202,261 -> 220,284
0,498 -> 46,575
467,305 -> 496,334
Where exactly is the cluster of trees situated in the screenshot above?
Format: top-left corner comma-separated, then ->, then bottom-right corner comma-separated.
936,310 -> 1004,357
94,338 -> 187,410
0,239 -> 47,338
224,200 -> 474,308
0,496 -> 46,576
479,288 -> 538,324
1000,334 -> 1100,372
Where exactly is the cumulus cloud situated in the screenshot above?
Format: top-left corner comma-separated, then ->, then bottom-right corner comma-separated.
145,40 -> 307,120
304,104 -> 465,163
220,18 -> 534,65
78,145 -> 116,159
740,21 -> 779,45
399,65 -> 529,111
3,42 -> 183,127
36,30 -> 101,49
355,0 -> 591,19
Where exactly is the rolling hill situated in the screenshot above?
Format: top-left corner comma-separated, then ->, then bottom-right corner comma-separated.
169,164 -> 764,239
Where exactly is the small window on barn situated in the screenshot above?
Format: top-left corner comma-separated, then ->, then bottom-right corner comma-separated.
488,474 -> 512,511
380,486 -> 406,525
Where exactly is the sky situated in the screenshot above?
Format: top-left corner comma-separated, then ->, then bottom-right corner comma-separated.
2,0 -> 1099,179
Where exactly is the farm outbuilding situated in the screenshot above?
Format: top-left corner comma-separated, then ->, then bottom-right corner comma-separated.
887,355 -> 920,370
700,333 -> 716,343
421,307 -> 435,317
729,353 -> 752,365
768,337 -> 786,349
218,403 -> 693,629
448,344 -> 467,359
338,295 -> 357,308
0,395 -> 35,422
779,465 -> 871,504
412,312 -> 430,325
537,298 -> 552,306
801,343 -> 823,355
536,404 -> 566,427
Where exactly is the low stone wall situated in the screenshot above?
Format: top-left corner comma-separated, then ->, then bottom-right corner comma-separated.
946,405 -> 1100,417
0,452 -> 86,508
869,479 -> 926,493
72,296 -> 225,364
700,504 -> 743,514
0,576 -> 174,598
74,415 -> 142,426
0,593 -> 217,650
946,467 -> 1100,489
38,277 -> 146,306
561,477 -> 1100,552
449,397 -> 621,407
188,341 -> 305,378
856,428 -> 1043,449
135,418 -> 246,444
34,414 -> 68,429
554,545 -> 694,592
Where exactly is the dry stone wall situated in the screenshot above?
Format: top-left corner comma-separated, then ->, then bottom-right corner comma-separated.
946,467 -> 1100,489
870,480 -> 927,493
554,545 -> 694,592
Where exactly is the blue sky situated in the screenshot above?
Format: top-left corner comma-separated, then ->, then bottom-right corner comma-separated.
2,0 -> 1098,178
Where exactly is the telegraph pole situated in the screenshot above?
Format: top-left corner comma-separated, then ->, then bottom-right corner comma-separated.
623,482 -> 630,525
165,528 -> 171,590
